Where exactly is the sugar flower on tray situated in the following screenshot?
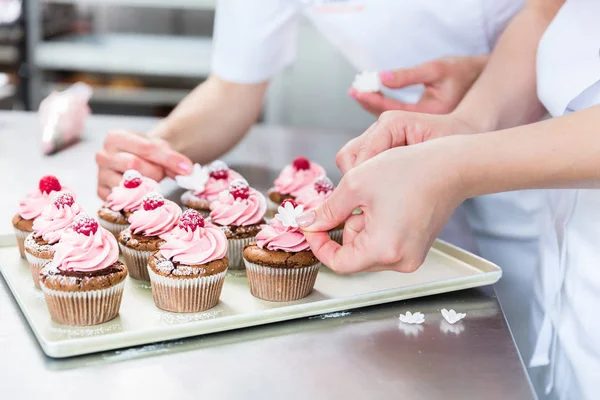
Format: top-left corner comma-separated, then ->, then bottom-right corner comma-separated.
352,71 -> 382,93
398,311 -> 425,325
175,163 -> 209,192
441,309 -> 466,324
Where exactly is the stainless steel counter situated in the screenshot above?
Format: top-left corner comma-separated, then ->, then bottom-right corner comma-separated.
0,111 -> 533,399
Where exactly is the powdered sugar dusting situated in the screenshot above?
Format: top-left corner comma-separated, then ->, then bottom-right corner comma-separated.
171,266 -> 205,277
50,322 -> 122,339
209,160 -> 229,173
155,260 -> 174,274
309,311 -> 352,320
160,309 -> 221,324
123,169 -> 142,181
102,340 -> 185,362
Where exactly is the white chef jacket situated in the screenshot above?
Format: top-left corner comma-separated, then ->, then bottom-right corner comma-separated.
531,1 -> 600,398
212,0 -> 523,103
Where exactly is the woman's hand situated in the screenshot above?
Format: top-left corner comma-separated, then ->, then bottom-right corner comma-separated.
350,55 -> 488,116
336,111 -> 478,174
298,138 -> 466,274
95,130 -> 193,200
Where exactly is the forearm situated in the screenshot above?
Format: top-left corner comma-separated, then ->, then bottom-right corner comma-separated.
150,75 -> 268,164
451,106 -> 600,198
453,0 -> 564,132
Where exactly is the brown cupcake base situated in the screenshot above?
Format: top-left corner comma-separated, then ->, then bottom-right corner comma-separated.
39,261 -> 128,326
244,260 -> 320,302
41,281 -> 126,326
13,226 -> 32,259
24,233 -> 55,289
118,229 -> 164,281
180,191 -> 211,217
148,268 -> 227,313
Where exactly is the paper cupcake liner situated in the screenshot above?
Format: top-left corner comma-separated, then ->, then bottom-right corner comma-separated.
98,218 -> 129,241
329,228 -> 343,245
148,268 -> 227,313
14,228 -> 30,259
119,244 -> 153,281
40,281 -> 125,326
227,236 -> 255,270
243,260 -> 321,302
24,249 -> 53,290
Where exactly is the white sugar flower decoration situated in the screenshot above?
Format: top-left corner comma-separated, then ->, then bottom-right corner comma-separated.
441,309 -> 466,324
275,202 -> 305,228
352,71 -> 381,93
175,163 -> 209,192
399,311 -> 424,325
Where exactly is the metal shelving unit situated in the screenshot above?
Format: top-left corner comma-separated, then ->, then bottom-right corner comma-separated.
27,0 -> 216,110
43,82 -> 188,106
41,0 -> 215,10
35,33 -> 213,77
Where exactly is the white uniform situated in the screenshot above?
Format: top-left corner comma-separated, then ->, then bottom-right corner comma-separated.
531,1 -> 600,398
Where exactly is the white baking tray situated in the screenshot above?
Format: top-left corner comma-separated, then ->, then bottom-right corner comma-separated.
0,234 -> 501,358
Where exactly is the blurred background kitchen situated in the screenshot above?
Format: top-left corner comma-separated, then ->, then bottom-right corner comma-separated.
0,0 -> 375,129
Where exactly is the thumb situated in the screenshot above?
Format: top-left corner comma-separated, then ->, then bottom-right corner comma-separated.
296,180 -> 359,232
380,61 -> 444,89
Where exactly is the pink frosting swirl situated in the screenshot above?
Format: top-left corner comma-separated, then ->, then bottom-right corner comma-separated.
32,202 -> 82,244
128,200 -> 182,237
295,187 -> 332,211
256,218 -> 310,252
53,227 -> 119,272
159,223 -> 228,265
209,189 -> 266,226
273,163 -> 326,197
195,170 -> 244,202
17,186 -> 74,220
105,177 -> 159,212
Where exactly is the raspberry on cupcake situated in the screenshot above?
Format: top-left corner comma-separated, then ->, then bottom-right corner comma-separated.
242,199 -> 321,302
24,191 -> 82,289
147,209 -> 229,313
268,157 -> 326,206
39,214 -> 127,326
176,160 -> 244,216
118,192 -> 182,281
97,169 -> 159,239
209,179 -> 267,270
295,175 -> 343,244
13,175 -> 68,258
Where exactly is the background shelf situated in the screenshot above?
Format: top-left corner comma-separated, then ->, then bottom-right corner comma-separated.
41,0 -> 216,10
35,33 -> 213,78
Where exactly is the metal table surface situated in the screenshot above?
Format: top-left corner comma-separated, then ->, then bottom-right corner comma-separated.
0,111 -> 533,399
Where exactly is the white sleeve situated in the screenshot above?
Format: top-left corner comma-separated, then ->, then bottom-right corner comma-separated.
482,0 -> 524,48
211,0 -> 302,84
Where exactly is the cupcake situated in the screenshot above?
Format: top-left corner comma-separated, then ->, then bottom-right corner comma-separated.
118,192 -> 181,281
24,192 -> 81,289
243,199 -> 321,302
39,214 -> 127,326
295,175 -> 344,244
267,157 -> 326,206
176,160 -> 244,216
147,209 -> 228,313
97,169 -> 159,239
209,179 -> 267,270
13,175 -> 67,258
